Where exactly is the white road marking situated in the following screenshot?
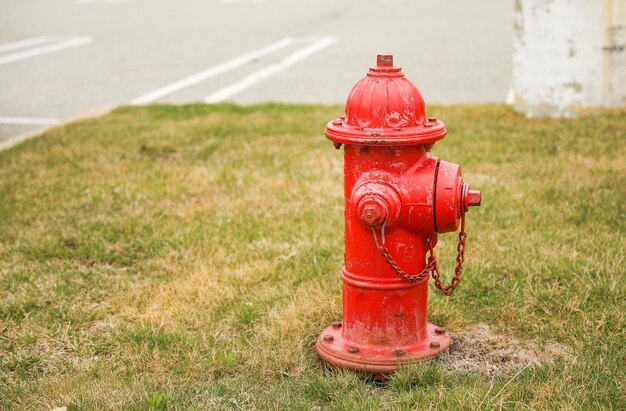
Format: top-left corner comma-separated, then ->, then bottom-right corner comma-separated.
0,36 -> 53,53
75,0 -> 132,4
0,117 -> 60,125
220,0 -> 268,3
0,36 -> 93,66
130,37 -> 296,105
204,36 -> 337,103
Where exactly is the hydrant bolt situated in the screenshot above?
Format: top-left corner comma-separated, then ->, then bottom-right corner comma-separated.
357,197 -> 387,227
361,207 -> 381,225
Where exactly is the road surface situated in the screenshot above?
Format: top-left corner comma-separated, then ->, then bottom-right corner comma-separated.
0,0 -> 513,144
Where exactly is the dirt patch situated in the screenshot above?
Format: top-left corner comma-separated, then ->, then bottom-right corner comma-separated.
439,324 -> 572,377
83,320 -> 113,335
36,336 -> 69,360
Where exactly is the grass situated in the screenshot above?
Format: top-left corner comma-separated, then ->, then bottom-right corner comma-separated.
0,103 -> 624,410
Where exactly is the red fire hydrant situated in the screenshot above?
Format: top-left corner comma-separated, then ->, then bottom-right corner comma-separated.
316,55 -> 482,376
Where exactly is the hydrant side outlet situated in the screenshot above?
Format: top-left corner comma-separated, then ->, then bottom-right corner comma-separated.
316,55 -> 482,377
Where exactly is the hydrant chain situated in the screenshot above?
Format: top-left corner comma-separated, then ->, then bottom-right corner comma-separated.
372,214 -> 468,296
371,225 -> 432,283
430,214 -> 467,296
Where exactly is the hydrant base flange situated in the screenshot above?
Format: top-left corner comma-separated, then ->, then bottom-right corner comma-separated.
316,322 -> 451,375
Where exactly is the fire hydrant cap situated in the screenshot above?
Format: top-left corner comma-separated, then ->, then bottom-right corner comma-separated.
326,55 -> 447,147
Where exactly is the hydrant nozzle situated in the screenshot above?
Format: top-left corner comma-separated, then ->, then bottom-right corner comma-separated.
466,188 -> 483,208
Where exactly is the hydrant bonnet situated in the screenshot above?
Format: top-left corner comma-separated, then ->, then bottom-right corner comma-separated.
325,55 -> 447,147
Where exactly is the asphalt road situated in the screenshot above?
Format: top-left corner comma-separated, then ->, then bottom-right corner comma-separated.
0,0 -> 513,144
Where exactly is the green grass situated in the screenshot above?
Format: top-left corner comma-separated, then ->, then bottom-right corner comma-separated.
0,103 -> 624,410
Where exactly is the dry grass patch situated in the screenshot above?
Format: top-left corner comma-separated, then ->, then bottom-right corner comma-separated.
441,324 -> 573,377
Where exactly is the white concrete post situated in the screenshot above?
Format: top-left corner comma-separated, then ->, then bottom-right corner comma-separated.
511,0 -> 626,117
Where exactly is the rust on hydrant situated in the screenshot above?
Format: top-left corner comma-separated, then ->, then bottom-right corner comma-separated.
315,55 -> 482,377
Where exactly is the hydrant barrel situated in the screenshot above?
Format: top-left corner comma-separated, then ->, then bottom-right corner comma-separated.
316,55 -> 481,377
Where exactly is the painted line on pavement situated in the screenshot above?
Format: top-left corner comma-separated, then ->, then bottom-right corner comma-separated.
204,36 -> 337,103
75,0 -> 133,4
130,37 -> 297,105
0,36 -> 93,66
0,117 -> 60,125
220,0 -> 269,3
0,36 -> 53,53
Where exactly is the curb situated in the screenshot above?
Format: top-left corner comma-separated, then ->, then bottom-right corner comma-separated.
0,104 -> 118,152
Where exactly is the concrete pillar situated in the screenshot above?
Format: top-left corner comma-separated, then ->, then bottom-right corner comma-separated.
510,0 -> 626,117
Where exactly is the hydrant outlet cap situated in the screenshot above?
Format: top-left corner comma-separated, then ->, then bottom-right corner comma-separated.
326,55 -> 447,147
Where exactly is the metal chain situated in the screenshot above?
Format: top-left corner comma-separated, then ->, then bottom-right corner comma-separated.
371,214 -> 467,296
430,214 -> 466,296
